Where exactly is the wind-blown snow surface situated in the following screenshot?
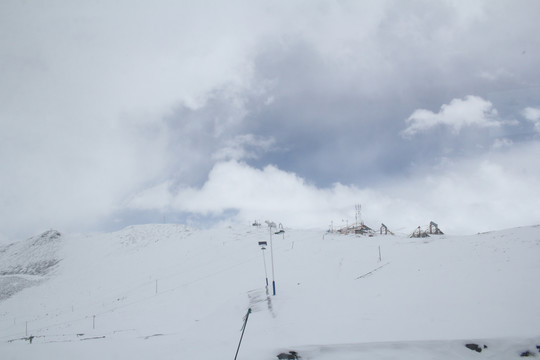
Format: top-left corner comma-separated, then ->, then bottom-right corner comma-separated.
1,224 -> 539,359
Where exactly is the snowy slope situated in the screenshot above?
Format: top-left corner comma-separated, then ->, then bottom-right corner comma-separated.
1,224 -> 539,359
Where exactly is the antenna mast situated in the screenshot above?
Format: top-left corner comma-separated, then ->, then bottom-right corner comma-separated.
355,204 -> 362,226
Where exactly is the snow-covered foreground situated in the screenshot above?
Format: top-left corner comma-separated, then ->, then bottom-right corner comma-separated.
1,224 -> 539,359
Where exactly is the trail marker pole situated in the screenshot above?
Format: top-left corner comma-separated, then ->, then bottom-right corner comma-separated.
155,280 -> 158,295
379,246 -> 382,262
93,315 -> 96,330
25,321 -> 28,337
234,308 -> 252,360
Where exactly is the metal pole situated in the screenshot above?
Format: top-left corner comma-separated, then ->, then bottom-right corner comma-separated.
261,248 -> 269,288
269,227 -> 276,296
234,308 -> 252,360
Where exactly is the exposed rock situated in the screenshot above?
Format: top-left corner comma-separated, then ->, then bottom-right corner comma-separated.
0,230 -> 62,301
0,277 -> 39,301
465,343 -> 482,353
277,350 -> 300,359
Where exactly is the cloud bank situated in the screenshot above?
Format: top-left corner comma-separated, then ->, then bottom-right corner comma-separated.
128,140 -> 540,235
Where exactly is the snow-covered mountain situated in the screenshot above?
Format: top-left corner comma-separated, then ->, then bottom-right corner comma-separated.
1,223 -> 539,359
0,229 -> 62,302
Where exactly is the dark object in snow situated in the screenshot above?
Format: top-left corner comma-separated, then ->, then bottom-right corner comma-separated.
410,221 -> 444,238
379,223 -> 394,235
355,262 -> 390,280
80,336 -> 106,341
536,345 -> 540,352
353,224 -> 373,235
465,343 -> 482,352
520,350 -> 535,357
234,308 -> 252,360
410,226 -> 430,238
277,350 -> 300,359
429,221 -> 444,235
335,223 -> 374,236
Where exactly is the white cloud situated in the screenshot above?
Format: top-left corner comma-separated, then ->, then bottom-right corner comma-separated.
0,118 -> 169,238
522,107 -> 540,132
0,1 -> 268,239
126,181 -> 172,211
522,107 -> 540,121
129,142 -> 540,235
402,96 -> 501,137
129,160 -> 367,229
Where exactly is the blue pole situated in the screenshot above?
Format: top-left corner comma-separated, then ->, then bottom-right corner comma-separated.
261,248 -> 269,289
269,227 -> 276,296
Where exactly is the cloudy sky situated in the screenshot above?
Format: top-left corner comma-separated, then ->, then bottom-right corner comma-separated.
1,0 -> 540,241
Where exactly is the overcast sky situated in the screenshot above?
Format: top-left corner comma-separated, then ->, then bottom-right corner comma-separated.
2,0 -> 540,241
